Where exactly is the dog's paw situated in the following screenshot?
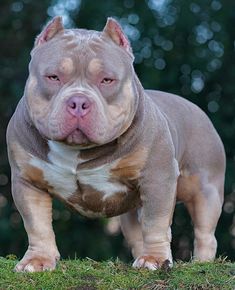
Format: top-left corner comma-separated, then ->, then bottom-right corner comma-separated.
132,255 -> 172,270
14,251 -> 60,272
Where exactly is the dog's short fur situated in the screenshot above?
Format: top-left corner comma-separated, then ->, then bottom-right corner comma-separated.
7,17 -> 225,272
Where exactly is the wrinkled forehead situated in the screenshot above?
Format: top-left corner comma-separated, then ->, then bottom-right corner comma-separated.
31,28 -> 128,76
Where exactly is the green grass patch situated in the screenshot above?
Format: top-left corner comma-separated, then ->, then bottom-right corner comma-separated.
0,257 -> 234,289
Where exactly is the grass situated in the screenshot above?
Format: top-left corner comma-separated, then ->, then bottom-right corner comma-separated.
0,256 -> 234,290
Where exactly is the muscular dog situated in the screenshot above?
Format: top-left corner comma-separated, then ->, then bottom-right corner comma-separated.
7,17 -> 225,272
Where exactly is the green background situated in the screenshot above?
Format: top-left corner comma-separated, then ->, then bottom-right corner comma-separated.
0,0 -> 234,262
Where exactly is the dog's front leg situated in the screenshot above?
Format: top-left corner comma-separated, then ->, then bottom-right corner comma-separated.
133,147 -> 179,270
12,174 -> 60,272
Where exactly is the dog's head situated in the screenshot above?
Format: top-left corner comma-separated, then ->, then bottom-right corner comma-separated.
25,16 -> 139,147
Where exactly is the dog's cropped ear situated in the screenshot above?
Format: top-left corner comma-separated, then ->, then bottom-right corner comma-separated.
35,16 -> 64,47
102,18 -> 133,58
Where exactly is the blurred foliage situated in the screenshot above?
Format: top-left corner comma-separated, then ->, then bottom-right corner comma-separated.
0,0 -> 234,262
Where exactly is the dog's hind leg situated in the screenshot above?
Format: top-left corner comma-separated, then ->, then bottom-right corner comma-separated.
177,172 -> 224,261
120,209 -> 143,259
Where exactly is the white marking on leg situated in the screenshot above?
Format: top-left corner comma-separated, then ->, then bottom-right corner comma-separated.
24,264 -> 35,272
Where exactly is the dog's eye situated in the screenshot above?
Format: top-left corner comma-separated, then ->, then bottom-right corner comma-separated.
101,78 -> 114,85
47,75 -> 60,82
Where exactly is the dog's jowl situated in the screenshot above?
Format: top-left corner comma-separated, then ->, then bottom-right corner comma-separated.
7,17 -> 225,272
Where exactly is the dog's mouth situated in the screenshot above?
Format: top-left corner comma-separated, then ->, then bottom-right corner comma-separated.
41,119 -> 98,147
63,128 -> 90,145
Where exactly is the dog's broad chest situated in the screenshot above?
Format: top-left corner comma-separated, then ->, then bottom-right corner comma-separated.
22,141 -> 146,217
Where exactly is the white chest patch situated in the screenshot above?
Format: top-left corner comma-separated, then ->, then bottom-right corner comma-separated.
30,141 -> 80,198
29,141 -> 128,201
78,163 -> 128,199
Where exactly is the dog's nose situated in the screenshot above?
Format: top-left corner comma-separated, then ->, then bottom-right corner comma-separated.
67,95 -> 91,117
